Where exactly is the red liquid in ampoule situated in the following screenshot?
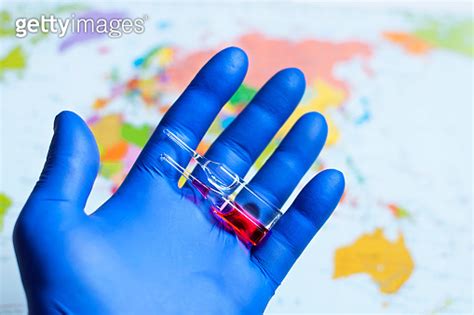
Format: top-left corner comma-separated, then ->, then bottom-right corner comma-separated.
211,203 -> 268,246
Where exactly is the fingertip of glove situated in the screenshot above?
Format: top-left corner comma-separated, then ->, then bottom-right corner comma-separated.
218,46 -> 248,67
53,110 -> 81,132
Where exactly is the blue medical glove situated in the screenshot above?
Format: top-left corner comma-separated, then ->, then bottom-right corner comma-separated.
13,47 -> 345,314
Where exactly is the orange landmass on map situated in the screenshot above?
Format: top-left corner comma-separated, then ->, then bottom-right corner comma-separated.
383,32 -> 432,55
101,140 -> 129,162
333,228 -> 414,294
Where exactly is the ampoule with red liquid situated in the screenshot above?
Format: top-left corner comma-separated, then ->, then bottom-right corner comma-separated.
211,201 -> 268,246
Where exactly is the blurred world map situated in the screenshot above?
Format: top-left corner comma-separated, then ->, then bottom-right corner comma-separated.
0,2 -> 472,314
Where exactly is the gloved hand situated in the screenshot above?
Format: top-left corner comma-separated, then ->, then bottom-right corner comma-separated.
13,47 -> 345,314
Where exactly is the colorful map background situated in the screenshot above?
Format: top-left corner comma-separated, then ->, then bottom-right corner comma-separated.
0,2 -> 472,314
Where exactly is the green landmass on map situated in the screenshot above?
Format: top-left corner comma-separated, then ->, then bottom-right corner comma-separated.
121,123 -> 153,148
0,46 -> 26,77
414,19 -> 474,57
0,193 -> 12,231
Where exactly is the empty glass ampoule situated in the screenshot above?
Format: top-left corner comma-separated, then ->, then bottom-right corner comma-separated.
160,129 -> 282,246
162,129 -> 240,191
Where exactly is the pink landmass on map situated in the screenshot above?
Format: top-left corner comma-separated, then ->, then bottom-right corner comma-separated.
165,33 -> 372,94
123,144 -> 141,174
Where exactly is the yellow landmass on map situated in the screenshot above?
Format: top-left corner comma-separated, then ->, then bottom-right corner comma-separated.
158,47 -> 174,65
278,79 -> 345,146
333,228 -> 414,294
89,114 -> 123,154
